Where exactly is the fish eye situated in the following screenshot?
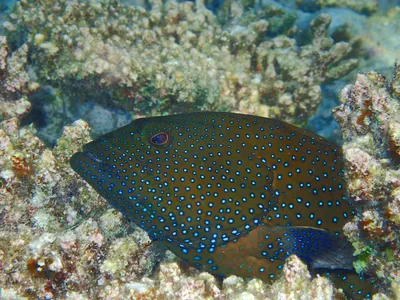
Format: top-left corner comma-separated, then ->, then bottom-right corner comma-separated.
150,132 -> 169,146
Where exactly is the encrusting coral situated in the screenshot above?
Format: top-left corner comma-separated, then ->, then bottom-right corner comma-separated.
4,0 -> 357,126
333,58 -> 400,298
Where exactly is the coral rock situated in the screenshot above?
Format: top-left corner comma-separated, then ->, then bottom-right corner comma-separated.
333,60 -> 400,292
6,0 -> 356,126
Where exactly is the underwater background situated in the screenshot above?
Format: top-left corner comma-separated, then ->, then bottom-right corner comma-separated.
0,0 -> 400,299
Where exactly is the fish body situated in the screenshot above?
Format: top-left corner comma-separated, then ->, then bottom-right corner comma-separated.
70,112 -> 373,298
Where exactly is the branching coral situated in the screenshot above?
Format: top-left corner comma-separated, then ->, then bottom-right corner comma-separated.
333,58 -> 400,297
5,0 -> 357,126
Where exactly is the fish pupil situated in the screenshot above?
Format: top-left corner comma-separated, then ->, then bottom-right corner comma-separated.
151,132 -> 168,145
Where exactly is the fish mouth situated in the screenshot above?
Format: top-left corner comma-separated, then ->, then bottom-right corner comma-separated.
70,147 -> 150,212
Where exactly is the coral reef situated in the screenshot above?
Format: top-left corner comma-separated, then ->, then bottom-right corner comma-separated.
303,3 -> 400,142
356,6 -> 400,73
5,0 -> 356,127
0,86 -> 355,298
333,58 -> 400,298
323,5 -> 400,77
133,255 -> 339,300
0,35 -> 37,121
312,0 -> 378,14
1,60 -> 396,299
0,107 -> 159,297
1,0 -> 399,298
0,42 -> 159,296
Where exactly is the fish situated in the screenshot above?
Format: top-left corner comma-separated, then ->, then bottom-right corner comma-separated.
70,112 -> 375,299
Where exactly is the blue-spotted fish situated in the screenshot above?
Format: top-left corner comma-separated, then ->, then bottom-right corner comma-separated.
70,112 -> 375,299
